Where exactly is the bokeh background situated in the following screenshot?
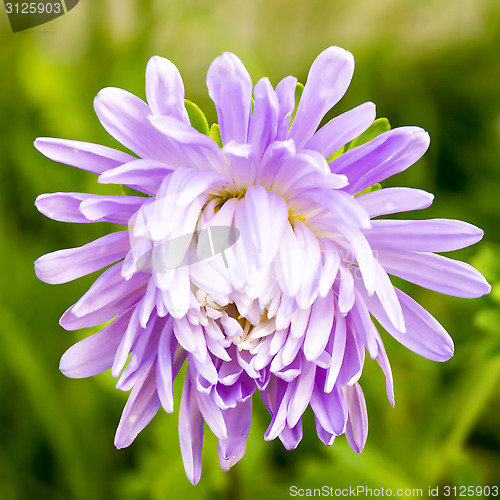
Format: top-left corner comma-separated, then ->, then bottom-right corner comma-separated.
1,0 -> 500,498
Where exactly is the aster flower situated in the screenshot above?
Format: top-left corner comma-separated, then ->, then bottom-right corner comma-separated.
34,47 -> 490,484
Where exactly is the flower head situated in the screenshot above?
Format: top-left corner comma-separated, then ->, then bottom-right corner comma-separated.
35,47 -> 490,484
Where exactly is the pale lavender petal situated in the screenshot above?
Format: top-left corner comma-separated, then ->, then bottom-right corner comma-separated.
59,309 -> 132,378
325,311 -> 346,392
218,399 -> 252,470
344,382 -> 368,453
207,52 -> 252,144
288,46 -> 355,149
249,77 -> 279,159
94,87 -> 184,164
374,333 -> 395,406
375,247 -> 491,298
338,265 -> 355,315
318,239 -> 341,297
332,127 -> 430,195
35,231 -> 129,284
79,195 -> 145,224
36,192 -> 97,223
115,362 -> 161,448
34,137 -> 135,174
156,318 -> 177,413
357,187 -> 434,217
264,378 -> 293,440
279,420 -> 303,450
60,264 -> 148,330
303,290 -> 335,361
348,292 -> 379,359
178,376 -> 204,485
361,285 -> 454,362
337,328 -> 364,386
364,219 -> 484,252
145,56 -> 189,122
275,75 -> 297,140
287,359 -> 316,427
310,380 -> 347,435
305,102 -> 376,158
98,159 -> 173,194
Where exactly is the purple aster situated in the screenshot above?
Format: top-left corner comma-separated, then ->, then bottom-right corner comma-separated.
34,47 -> 490,484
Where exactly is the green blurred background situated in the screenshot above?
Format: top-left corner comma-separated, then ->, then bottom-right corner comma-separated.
1,0 -> 500,498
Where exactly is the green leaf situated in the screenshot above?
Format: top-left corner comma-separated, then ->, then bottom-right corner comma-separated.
184,99 -> 210,136
120,185 -> 149,197
289,82 -> 304,126
327,144 -> 345,162
209,123 -> 223,148
346,117 -> 391,151
355,183 -> 382,197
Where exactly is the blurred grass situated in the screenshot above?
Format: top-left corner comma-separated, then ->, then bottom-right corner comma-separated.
1,0 -> 500,498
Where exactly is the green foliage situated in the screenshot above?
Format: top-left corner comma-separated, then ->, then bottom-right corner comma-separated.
185,99 -> 210,136
209,123 -> 223,148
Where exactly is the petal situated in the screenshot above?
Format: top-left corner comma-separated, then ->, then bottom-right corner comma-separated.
59,308 -> 133,378
178,376 -> 204,485
35,231 -> 130,284
344,382 -> 368,453
218,398 -> 252,470
287,358 -> 316,427
60,264 -> 148,330
79,195 -> 145,224
303,290 -> 335,361
362,285 -> 454,362
310,381 -> 347,436
375,247 -> 491,298
156,318 -> 177,413
331,127 -> 430,195
364,219 -> 484,252
324,311 -> 346,392
275,75 -> 297,140
114,362 -> 161,448
207,52 -> 252,144
145,56 -> 189,122
35,192 -> 97,223
279,420 -> 303,450
94,87 -> 184,164
356,187 -> 434,218
249,77 -> 279,159
288,46 -> 355,149
305,102 -> 376,159
98,159 -> 173,195
34,137 -> 135,175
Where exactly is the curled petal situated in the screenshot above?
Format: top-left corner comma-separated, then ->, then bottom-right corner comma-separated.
344,382 -> 368,453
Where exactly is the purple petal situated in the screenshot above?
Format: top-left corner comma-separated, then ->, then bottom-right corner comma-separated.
249,77 -> 279,159
279,420 -> 303,450
325,311 -> 346,392
60,264 -> 148,330
331,127 -> 430,195
310,381 -> 347,436
375,247 -> 491,298
275,75 -> 297,140
34,137 -> 135,175
288,46 -> 355,149
305,102 -> 376,158
287,359 -> 316,427
98,159 -> 173,195
337,327 -> 364,386
361,285 -> 454,362
218,398 -> 252,470
114,362 -> 161,448
206,52 -> 252,144
303,290 -> 335,361
364,219 -> 484,252
35,192 -> 97,223
356,187 -> 434,217
35,231 -> 129,284
79,195 -> 145,224
145,56 -> 189,122
94,87 -> 184,164
156,318 -> 179,413
60,309 -> 132,378
178,376 -> 204,485
344,382 -> 368,453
